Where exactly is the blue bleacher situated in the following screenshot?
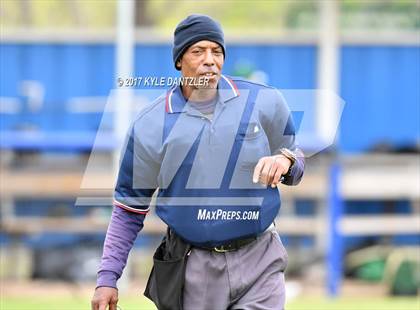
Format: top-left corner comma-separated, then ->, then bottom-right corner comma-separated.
1,43 -> 419,152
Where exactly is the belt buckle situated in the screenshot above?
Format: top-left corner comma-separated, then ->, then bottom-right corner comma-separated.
213,245 -> 229,253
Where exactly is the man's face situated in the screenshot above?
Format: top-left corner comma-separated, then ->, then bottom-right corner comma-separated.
177,40 -> 224,89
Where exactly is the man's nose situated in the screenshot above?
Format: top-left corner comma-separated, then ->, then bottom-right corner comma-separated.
203,50 -> 215,67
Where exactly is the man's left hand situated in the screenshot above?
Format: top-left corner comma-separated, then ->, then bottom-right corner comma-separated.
252,155 -> 292,187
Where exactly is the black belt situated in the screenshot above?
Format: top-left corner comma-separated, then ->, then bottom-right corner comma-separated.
197,235 -> 258,253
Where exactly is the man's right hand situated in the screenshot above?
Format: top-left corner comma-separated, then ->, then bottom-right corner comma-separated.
91,287 -> 119,310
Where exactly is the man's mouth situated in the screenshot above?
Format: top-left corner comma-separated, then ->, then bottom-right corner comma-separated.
200,72 -> 217,77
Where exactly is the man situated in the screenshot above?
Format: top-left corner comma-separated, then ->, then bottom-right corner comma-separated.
91,14 -> 304,310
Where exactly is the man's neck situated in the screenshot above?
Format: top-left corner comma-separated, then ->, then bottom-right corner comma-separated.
181,85 -> 218,102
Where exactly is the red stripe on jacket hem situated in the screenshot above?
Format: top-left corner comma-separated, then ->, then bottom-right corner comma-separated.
113,200 -> 149,215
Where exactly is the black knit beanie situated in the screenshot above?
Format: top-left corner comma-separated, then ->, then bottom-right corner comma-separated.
173,14 -> 225,70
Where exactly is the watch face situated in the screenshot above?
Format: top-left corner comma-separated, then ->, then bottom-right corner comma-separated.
287,151 -> 296,159
281,149 -> 296,163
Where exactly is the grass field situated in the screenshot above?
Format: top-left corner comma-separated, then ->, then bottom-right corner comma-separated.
2,296 -> 419,310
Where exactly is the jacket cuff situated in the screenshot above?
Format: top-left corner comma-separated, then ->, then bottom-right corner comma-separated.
96,270 -> 119,289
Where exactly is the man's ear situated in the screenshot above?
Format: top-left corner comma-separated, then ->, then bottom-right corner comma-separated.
176,59 -> 181,70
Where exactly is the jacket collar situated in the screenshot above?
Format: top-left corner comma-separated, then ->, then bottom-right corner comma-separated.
165,74 -> 240,114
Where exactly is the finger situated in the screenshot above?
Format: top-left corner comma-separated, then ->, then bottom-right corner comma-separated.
110,296 -> 119,310
267,158 -> 279,186
269,157 -> 284,187
253,158 -> 265,183
98,302 -> 108,310
259,159 -> 272,185
272,163 -> 286,187
109,302 -> 117,310
268,164 -> 280,187
91,300 -> 98,310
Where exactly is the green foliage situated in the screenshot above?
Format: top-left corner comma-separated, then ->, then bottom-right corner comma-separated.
1,0 -> 418,30
0,0 -> 116,29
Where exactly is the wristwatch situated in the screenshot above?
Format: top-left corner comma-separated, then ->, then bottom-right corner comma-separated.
277,148 -> 298,183
278,148 -> 297,166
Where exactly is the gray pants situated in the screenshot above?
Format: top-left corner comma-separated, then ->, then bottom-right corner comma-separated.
183,229 -> 288,310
